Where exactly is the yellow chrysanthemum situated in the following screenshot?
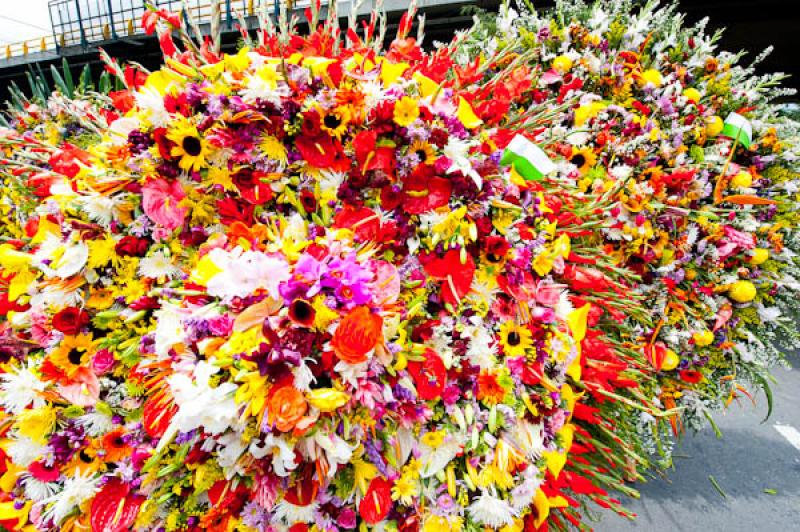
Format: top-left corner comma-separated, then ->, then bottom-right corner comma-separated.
259,135 -> 289,165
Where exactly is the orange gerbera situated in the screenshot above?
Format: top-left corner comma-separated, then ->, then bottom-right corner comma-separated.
331,306 -> 383,364
268,383 -> 308,432
101,429 -> 131,463
477,371 -> 506,406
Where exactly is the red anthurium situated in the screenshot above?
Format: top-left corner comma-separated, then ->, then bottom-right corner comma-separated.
359,477 -> 393,525
333,205 -> 382,241
407,349 -> 447,400
401,175 -> 452,214
422,249 -> 475,306
90,478 -> 144,532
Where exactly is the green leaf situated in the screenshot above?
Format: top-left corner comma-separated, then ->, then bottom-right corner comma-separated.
752,372 -> 774,423
62,57 -> 74,93
50,64 -> 71,98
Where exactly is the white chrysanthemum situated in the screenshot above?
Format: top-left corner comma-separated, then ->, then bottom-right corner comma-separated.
22,475 -> 59,502
468,490 -> 517,528
272,499 -> 319,524
78,194 -> 121,226
138,250 -> 181,279
167,361 -> 239,436
4,435 -> 48,467
76,411 -> 115,437
41,470 -> 100,525
0,362 -> 47,414
462,323 -> 497,370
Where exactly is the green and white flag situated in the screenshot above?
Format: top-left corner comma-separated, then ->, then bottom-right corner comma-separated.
500,134 -> 556,181
721,112 -> 753,149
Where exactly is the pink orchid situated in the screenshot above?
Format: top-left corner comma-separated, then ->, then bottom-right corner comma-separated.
142,178 -> 187,231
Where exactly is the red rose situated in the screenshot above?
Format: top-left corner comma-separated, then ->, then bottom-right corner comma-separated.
115,236 -> 150,257
52,307 -> 90,335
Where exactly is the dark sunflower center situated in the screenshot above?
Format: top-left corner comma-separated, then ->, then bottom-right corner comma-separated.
182,136 -> 203,157
571,154 -> 586,168
507,331 -> 522,346
487,252 -> 503,264
68,348 -> 83,365
416,150 -> 428,160
324,114 -> 341,129
79,450 -> 93,463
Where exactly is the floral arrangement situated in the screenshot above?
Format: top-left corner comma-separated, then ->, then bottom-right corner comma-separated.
0,1 -> 797,531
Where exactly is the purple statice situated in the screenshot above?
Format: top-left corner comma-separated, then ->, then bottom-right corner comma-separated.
364,437 -> 390,478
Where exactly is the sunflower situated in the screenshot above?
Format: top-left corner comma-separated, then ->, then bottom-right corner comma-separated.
497,321 -> 533,357
320,107 -> 351,139
569,146 -> 597,175
166,118 -> 210,172
50,333 -> 94,377
408,140 -> 436,165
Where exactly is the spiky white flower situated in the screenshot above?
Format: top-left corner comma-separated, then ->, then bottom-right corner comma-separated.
41,470 -> 100,525
138,250 -> 181,279
0,362 -> 47,414
468,490 -> 517,528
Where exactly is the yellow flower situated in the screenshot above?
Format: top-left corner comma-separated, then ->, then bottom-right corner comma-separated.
306,388 -> 350,412
498,321 -> 533,357
693,330 -> 715,347
532,250 -> 555,276
205,165 -> 236,192
408,139 -> 436,165
393,96 -> 419,127
166,118 -> 210,173
639,68 -> 663,87
16,405 -> 57,444
730,171 -> 753,189
50,334 -> 95,377
321,107 -> 350,139
729,280 -> 757,303
87,236 -> 118,269
423,515 -> 462,532
223,47 -> 251,73
683,87 -> 701,103
259,135 -> 289,165
391,473 -> 418,506
705,115 -> 724,137
573,101 -> 606,127
748,248 -> 770,265
420,430 -> 446,448
552,55 -> 573,73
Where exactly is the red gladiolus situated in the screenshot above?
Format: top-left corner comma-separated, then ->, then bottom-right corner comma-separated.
109,90 -> 135,113
49,144 -> 92,179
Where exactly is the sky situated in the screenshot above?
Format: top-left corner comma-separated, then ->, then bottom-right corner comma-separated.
0,1 -> 53,45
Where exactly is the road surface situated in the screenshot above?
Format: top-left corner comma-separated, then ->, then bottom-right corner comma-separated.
597,351 -> 800,532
